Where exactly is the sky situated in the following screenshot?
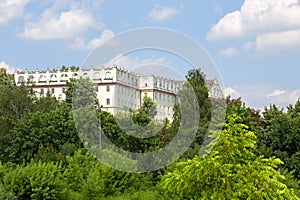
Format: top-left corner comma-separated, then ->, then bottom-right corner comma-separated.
1,0 -> 300,111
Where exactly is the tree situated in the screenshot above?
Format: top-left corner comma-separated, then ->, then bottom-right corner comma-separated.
171,68 -> 212,158
160,115 -> 299,199
256,100 -> 300,178
226,96 -> 261,130
3,161 -> 68,200
0,68 -> 13,86
131,96 -> 157,126
185,69 -> 212,144
8,102 -> 81,164
63,150 -> 154,199
0,83 -> 35,163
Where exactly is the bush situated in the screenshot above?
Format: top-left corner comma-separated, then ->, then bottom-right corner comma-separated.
3,161 -> 68,200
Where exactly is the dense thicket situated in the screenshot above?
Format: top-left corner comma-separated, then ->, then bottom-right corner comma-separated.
0,68 -> 299,199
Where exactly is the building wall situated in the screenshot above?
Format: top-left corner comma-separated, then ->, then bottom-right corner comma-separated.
14,66 -> 223,120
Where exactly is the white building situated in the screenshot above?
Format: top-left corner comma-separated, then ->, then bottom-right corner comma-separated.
14,66 -> 223,120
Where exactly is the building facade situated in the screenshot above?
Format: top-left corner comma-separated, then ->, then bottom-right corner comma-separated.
14,66 -> 223,120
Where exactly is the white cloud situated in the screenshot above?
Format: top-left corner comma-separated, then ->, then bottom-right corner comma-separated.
206,0 -> 300,54
267,89 -> 286,98
147,5 -> 179,21
224,84 -> 300,110
267,89 -> 300,106
20,9 -> 96,40
218,47 -> 237,57
69,29 -> 114,50
255,29 -> 300,53
0,0 -> 30,26
224,87 -> 241,98
0,61 -> 19,74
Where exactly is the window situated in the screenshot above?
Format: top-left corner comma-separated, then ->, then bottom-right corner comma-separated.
40,89 -> 44,95
51,88 -> 55,94
145,83 -> 148,87
106,85 -> 110,92
62,88 -> 65,93
106,98 -> 110,105
18,76 -> 25,83
104,71 -> 112,80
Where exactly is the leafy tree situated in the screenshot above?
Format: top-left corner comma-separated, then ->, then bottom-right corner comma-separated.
0,68 -> 13,86
226,96 -> 261,130
8,102 -> 81,164
257,100 -> 300,178
3,161 -> 68,200
64,78 -> 76,105
160,115 -> 299,199
131,96 -> 157,126
185,68 -> 212,145
64,150 -> 153,199
170,68 -> 212,159
34,95 -> 59,113
0,83 -> 35,163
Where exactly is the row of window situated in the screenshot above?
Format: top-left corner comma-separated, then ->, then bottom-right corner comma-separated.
154,93 -> 175,103
105,98 -> 138,109
40,88 -> 65,95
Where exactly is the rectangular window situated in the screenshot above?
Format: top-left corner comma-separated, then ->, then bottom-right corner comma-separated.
51,88 -> 55,94
62,88 -> 65,93
106,85 -> 110,92
40,88 -> 44,95
106,98 -> 110,105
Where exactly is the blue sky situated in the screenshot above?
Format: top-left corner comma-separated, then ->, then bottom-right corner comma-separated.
1,0 -> 300,110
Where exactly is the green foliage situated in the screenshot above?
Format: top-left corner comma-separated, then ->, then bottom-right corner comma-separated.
104,189 -> 163,200
257,100 -> 300,178
226,97 -> 261,130
3,161 -> 68,200
0,83 -> 35,163
185,68 -> 212,145
0,184 -> 17,200
131,96 -> 157,126
0,68 -> 13,86
63,150 -> 154,199
8,102 -> 81,164
160,116 -> 299,199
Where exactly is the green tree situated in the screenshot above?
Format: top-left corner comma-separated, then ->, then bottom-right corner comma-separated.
257,100 -> 300,178
0,68 -> 13,86
185,68 -> 212,144
0,84 -> 35,163
130,96 -> 157,126
8,102 -> 81,164
160,115 -> 299,199
171,68 -> 212,158
64,150 -> 153,199
226,96 -> 261,130
3,161 -> 68,200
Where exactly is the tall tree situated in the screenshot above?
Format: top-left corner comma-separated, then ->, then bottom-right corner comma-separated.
257,100 -> 300,178
226,96 -> 261,130
8,102 -> 81,164
0,83 -> 35,162
160,115 -> 299,199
